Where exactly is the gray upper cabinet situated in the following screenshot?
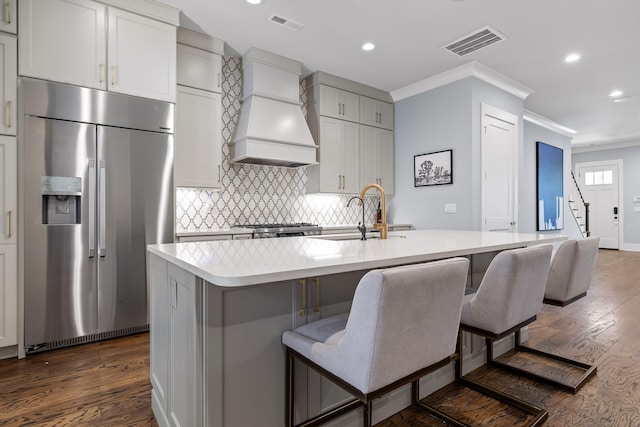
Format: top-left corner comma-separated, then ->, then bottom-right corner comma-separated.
360,95 -> 394,130
318,84 -> 360,123
0,0 -> 16,34
306,71 -> 394,194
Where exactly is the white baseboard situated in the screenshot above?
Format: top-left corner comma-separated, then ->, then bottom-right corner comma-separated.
621,243 -> 640,252
151,391 -> 170,427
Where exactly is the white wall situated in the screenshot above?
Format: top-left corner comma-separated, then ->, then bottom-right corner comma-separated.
572,143 -> 640,249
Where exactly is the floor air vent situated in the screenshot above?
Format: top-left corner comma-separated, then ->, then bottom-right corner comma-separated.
443,26 -> 506,56
268,14 -> 304,31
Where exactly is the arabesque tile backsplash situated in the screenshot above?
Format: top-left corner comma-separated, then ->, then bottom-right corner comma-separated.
175,56 -> 381,234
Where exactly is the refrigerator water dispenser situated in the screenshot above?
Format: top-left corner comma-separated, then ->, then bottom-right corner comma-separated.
41,176 -> 82,224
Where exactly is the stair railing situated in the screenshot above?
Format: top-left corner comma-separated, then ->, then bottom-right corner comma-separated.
569,171 -> 590,237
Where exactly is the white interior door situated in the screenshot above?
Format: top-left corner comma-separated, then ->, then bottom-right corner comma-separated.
481,104 -> 518,231
577,161 -> 621,249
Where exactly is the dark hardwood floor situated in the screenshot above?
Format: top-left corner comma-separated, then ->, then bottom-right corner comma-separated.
0,249 -> 638,426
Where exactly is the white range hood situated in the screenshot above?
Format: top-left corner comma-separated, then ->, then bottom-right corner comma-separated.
230,48 -> 317,167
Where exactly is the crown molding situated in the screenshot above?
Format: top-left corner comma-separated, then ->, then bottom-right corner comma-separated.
523,110 -> 576,138
572,138 -> 640,153
391,61 -> 534,102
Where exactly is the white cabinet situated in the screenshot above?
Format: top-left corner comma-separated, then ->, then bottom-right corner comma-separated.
360,96 -> 393,130
149,253 -> 203,427
19,0 -> 107,90
0,138 -> 16,349
308,116 -> 359,194
360,125 -> 394,194
0,33 -> 16,136
319,85 -> 359,123
106,7 -> 176,102
0,244 -> 17,348
168,263 -> 202,427
174,86 -> 222,188
149,254 -> 170,424
174,29 -> 225,190
177,43 -> 222,93
0,0 -> 16,35
0,136 -> 16,244
19,0 -> 177,102
307,72 -> 394,195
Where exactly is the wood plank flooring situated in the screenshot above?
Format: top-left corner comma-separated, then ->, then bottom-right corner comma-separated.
0,249 -> 638,426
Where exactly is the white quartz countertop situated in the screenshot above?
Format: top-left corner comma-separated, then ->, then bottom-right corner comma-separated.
148,229 -> 566,288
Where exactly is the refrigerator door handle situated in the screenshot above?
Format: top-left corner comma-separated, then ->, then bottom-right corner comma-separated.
88,160 -> 96,258
99,160 -> 107,257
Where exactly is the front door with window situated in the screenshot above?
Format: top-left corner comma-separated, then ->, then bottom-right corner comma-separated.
577,161 -> 621,249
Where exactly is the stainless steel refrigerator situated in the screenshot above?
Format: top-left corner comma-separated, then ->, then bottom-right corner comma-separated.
22,78 -> 174,352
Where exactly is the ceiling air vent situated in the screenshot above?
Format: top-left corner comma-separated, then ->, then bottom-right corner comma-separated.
443,26 -> 506,56
268,14 -> 304,31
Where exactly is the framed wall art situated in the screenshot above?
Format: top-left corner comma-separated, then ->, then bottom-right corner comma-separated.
536,141 -> 564,231
414,149 -> 453,187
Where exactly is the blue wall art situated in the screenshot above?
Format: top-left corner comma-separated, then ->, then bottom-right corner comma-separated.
537,141 -> 564,231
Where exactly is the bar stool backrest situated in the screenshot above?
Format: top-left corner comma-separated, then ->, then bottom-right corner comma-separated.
309,258 -> 469,394
545,237 -> 600,304
460,245 -> 553,335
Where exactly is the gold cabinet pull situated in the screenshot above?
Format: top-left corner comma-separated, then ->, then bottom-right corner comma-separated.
218,165 -> 221,182
217,73 -> 221,88
7,1 -> 11,24
6,100 -> 11,128
7,210 -> 11,238
111,66 -> 116,85
313,278 -> 320,313
298,279 -> 306,316
99,64 -> 104,83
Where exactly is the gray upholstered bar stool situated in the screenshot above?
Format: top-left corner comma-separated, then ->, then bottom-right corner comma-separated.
459,242 -> 595,396
513,237 -> 600,393
543,237 -> 600,306
456,245 -> 553,413
282,258 -> 469,427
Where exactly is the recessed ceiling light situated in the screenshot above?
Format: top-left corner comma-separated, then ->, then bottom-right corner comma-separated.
609,90 -> 624,98
564,53 -> 580,63
246,0 -> 262,4
362,42 -> 375,51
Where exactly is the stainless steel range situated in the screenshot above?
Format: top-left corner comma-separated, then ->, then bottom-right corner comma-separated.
237,223 -> 323,239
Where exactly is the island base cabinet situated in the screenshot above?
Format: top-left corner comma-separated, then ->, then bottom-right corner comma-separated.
149,254 -> 204,427
149,254 -> 512,427
202,272 -> 365,427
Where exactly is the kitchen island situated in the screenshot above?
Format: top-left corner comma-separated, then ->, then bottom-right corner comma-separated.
147,229 -> 565,427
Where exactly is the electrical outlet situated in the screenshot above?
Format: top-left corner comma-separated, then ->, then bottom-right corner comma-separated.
444,203 -> 457,213
633,196 -> 640,203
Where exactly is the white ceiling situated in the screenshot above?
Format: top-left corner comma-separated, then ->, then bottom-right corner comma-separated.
158,0 -> 640,147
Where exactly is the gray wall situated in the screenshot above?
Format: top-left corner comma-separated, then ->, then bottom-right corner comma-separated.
522,121 -> 582,240
390,77 -> 525,231
572,143 -> 640,247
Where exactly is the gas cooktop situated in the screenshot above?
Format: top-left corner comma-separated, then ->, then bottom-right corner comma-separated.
234,223 -> 322,238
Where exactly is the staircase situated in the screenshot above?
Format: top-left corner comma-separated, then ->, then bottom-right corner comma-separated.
568,171 -> 590,238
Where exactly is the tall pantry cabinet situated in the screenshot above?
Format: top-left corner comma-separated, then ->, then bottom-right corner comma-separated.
0,24 -> 16,352
174,28 -> 225,189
